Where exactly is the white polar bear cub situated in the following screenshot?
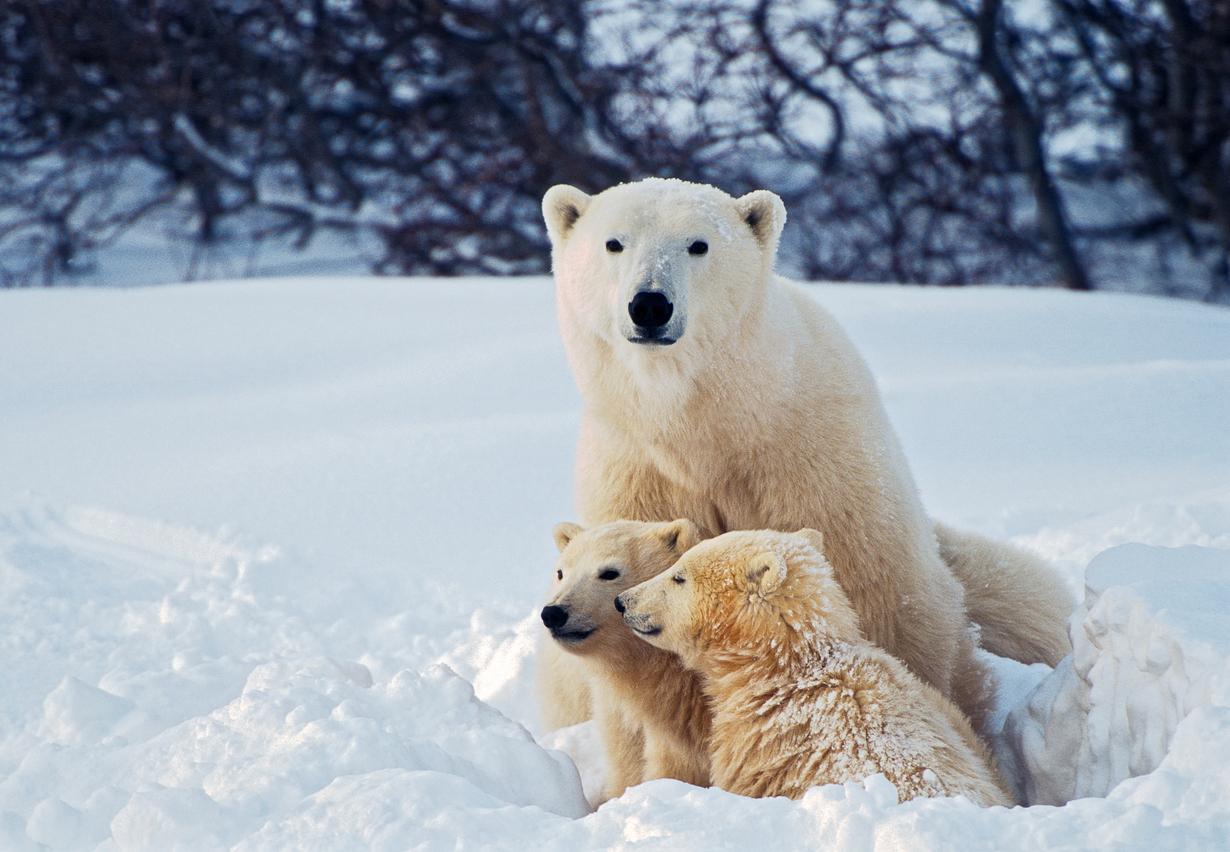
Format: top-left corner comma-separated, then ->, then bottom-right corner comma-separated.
538,178 -> 1074,732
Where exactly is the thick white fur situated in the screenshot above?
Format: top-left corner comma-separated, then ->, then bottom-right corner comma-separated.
539,178 -> 1073,730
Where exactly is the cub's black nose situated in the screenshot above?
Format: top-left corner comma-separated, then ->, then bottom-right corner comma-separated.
614,595 -> 626,613
629,291 -> 673,329
541,605 -> 569,629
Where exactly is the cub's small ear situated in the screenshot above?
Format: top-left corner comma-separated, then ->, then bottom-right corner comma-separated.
659,518 -> 702,552
542,184 -> 592,243
747,551 -> 788,596
796,528 -> 825,554
553,522 -> 584,553
734,189 -> 786,252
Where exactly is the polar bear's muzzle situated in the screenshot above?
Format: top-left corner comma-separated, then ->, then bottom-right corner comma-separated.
615,592 -> 663,636
540,604 -> 595,645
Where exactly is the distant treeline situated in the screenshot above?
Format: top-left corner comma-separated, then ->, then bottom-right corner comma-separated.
1,0 -> 1227,298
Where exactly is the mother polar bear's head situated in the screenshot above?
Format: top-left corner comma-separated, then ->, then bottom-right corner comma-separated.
542,178 -> 786,365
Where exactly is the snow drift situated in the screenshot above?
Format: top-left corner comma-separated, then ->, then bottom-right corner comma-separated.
1006,544 -> 1230,806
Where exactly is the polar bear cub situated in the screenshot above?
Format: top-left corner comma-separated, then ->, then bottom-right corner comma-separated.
616,528 -> 1014,806
541,519 -> 711,802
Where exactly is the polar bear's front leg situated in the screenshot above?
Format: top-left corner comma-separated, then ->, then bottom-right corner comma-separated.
537,636 -> 592,731
593,693 -> 647,804
643,729 -> 710,788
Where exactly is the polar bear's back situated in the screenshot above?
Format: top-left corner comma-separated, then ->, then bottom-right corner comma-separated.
708,640 -> 1014,806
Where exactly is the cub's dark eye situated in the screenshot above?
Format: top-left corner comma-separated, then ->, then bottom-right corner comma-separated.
605,239 -> 623,253
598,568 -> 620,581
672,574 -> 685,584
687,240 -> 708,256
556,569 -> 563,580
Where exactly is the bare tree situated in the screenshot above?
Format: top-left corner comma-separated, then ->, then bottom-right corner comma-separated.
964,0 -> 1091,289
1055,0 -> 1230,297
0,0 -> 662,281
1,0 -> 1227,298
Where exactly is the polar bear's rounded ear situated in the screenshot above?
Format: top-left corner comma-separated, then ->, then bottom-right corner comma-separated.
747,551 -> 789,597
735,190 -> 787,252
796,528 -> 825,555
658,518 -> 702,553
542,185 -> 592,243
553,521 -> 584,553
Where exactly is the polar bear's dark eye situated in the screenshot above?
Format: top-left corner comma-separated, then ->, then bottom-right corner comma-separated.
687,240 -> 708,256
605,239 -> 623,253
598,568 -> 620,581
556,569 -> 563,581
672,574 -> 685,584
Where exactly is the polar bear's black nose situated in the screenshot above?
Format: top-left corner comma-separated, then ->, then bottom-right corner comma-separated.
614,595 -> 626,613
541,605 -> 569,629
629,291 -> 673,329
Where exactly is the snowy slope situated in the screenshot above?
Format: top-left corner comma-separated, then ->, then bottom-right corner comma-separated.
1,277 -> 1229,849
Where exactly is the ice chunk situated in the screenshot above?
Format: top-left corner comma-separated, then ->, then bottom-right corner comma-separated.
37,677 -> 135,748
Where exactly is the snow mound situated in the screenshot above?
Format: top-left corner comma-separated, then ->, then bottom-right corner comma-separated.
128,660 -> 585,820
1006,544 -> 1230,805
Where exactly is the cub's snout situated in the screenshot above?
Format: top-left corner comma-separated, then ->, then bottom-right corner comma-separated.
616,589 -> 662,637
540,602 -> 595,646
540,604 -> 569,629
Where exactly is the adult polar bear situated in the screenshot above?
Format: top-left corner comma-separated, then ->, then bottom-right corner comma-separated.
539,177 -> 1073,731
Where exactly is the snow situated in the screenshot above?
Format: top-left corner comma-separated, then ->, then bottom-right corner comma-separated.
1,276 -> 1228,849
1005,544 -> 1230,805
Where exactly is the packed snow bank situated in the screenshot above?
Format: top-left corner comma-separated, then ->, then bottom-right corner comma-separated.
1,278 -> 1228,848
1006,544 -> 1230,805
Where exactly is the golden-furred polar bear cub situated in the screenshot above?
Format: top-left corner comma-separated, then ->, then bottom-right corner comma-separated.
541,519 -> 710,802
616,528 -> 1015,806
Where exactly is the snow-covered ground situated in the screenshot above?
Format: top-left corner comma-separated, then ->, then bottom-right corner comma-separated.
1,277 -> 1228,849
